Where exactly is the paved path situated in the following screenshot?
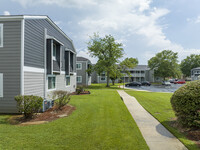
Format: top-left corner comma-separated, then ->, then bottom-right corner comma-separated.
117,90 -> 188,150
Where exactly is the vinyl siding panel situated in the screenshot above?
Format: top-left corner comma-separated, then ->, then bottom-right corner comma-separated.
47,74 -> 76,99
24,72 -> 44,97
0,21 -> 21,113
77,62 -> 87,85
24,19 -> 75,69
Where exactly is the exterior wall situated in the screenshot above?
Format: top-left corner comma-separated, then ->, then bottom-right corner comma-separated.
24,18 -> 76,100
24,71 -> 44,97
191,69 -> 200,81
77,61 -> 87,86
47,74 -> 76,99
0,21 -> 21,113
24,19 -> 75,70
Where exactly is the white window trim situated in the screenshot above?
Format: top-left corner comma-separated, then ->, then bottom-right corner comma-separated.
0,24 -> 3,48
77,76 -> 82,83
47,75 -> 56,91
66,75 -> 70,87
76,63 -> 82,70
0,73 -> 3,97
100,76 -> 106,81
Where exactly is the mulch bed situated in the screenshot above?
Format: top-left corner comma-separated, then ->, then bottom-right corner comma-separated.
70,91 -> 90,95
170,118 -> 200,147
9,105 -> 76,126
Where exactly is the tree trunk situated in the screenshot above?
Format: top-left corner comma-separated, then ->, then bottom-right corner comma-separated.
106,71 -> 110,87
112,80 -> 115,85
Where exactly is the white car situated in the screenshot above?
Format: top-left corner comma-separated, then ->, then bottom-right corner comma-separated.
162,81 -> 171,86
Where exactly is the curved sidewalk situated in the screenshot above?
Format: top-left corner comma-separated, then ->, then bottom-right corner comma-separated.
117,90 -> 187,150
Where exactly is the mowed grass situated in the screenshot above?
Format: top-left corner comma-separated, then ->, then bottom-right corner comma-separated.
0,86 -> 149,150
125,90 -> 199,150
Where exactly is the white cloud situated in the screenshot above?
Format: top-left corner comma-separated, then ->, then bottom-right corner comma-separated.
187,15 -> 200,24
13,0 -> 200,63
12,0 -> 97,8
77,48 -> 97,64
3,11 -> 10,15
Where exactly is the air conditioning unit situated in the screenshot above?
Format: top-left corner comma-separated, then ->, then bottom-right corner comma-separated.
43,99 -> 54,112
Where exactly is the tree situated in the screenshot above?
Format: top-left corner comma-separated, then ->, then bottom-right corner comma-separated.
148,50 -> 179,80
108,58 -> 138,85
180,54 -> 200,77
109,64 -> 122,85
87,33 -> 124,87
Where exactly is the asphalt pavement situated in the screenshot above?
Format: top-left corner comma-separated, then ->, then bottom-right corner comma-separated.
125,84 -> 184,93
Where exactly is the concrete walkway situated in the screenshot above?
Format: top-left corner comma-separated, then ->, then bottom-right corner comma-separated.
117,90 -> 188,150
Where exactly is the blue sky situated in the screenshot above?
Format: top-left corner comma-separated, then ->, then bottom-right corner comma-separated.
1,0 -> 200,64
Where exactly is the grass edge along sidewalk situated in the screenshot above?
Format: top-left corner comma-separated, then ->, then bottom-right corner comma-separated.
125,90 -> 199,150
0,85 -> 149,150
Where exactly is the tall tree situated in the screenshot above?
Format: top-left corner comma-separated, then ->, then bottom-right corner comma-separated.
180,54 -> 200,77
120,57 -> 138,87
109,57 -> 138,85
87,33 -> 124,87
148,50 -> 179,80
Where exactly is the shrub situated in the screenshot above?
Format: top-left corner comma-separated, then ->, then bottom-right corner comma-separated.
170,80 -> 200,128
76,86 -> 85,95
52,90 -> 70,109
15,95 -> 43,118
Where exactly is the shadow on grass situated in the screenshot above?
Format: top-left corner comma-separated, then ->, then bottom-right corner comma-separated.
159,120 -> 200,150
87,83 -> 122,90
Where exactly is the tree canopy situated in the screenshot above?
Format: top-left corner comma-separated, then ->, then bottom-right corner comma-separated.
87,33 -> 124,87
180,54 -> 200,77
148,50 -> 180,80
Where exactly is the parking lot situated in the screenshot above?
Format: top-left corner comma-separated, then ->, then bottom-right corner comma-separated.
126,83 -> 184,93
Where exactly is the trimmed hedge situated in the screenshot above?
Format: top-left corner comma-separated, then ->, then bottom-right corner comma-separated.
15,95 -> 43,118
170,80 -> 200,128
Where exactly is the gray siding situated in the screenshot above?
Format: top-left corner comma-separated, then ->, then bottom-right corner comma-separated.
24,72 -> 44,97
0,21 -> 21,113
77,61 -> 87,85
24,19 -> 75,69
47,74 -> 76,99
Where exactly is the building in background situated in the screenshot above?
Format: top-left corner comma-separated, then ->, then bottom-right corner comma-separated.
0,15 -> 76,113
76,57 -> 92,86
191,67 -> 200,81
91,65 -> 160,84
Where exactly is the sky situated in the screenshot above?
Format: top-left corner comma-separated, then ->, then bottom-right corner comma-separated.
0,0 -> 200,64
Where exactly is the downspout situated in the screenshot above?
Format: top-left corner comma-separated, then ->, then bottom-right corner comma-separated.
44,28 -> 47,98
20,18 -> 25,95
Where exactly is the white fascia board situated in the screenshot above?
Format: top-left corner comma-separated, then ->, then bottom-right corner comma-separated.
24,16 -> 47,19
46,35 -> 64,46
24,66 -> 45,73
65,48 -> 77,54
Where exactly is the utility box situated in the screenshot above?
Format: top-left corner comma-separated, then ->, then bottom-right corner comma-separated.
43,99 -> 54,112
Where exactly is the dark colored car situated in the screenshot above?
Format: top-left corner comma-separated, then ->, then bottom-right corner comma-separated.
174,80 -> 186,84
125,82 -> 141,87
141,81 -> 151,86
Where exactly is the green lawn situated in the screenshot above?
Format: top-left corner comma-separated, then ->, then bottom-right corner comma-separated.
125,90 -> 199,150
0,85 -> 149,150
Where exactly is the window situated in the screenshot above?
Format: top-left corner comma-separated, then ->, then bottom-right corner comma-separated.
53,43 -> 56,60
76,63 -> 82,70
0,24 -> 3,47
48,76 -> 56,90
100,72 -> 106,81
0,73 -> 3,97
77,76 -> 82,83
66,75 -> 70,86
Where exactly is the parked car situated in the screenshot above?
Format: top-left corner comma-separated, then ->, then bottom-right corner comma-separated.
141,81 -> 151,86
162,81 -> 171,86
169,79 -> 175,83
125,82 -> 141,87
174,80 -> 186,84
